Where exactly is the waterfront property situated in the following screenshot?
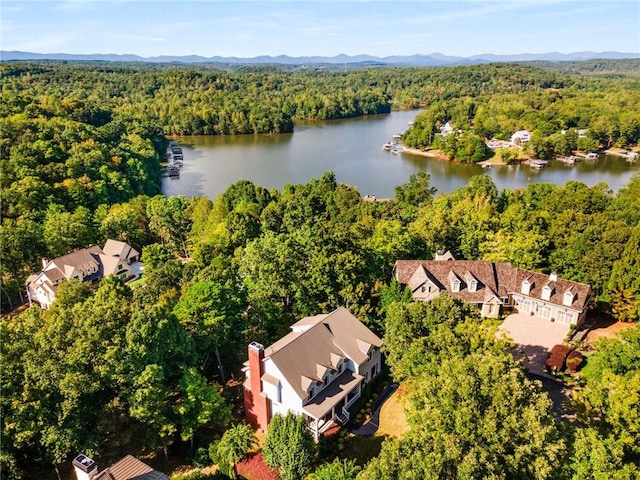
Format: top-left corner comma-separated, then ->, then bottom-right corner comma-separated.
510,130 -> 532,146
243,307 -> 383,440
26,240 -> 140,308
162,111 -> 639,200
394,253 -> 591,326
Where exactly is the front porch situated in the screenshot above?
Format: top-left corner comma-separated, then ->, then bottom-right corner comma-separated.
303,370 -> 363,441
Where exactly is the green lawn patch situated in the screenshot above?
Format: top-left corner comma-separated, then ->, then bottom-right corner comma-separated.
337,384 -> 408,467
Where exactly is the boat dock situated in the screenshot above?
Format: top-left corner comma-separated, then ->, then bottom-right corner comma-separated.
604,148 -> 639,161
163,140 -> 185,178
556,155 -> 580,165
528,159 -> 549,169
382,133 -> 405,154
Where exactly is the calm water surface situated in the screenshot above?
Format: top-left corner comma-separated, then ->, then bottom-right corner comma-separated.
162,110 -> 639,199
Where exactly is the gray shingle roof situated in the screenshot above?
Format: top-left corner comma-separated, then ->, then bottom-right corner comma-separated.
264,307 -> 383,401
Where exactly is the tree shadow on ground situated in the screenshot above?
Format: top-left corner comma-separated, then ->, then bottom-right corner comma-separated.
340,434 -> 388,467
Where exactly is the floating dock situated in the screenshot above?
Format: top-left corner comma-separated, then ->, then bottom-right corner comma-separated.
164,140 -> 185,177
528,159 -> 549,169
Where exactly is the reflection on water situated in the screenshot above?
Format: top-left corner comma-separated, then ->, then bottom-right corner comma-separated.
163,110 -> 639,200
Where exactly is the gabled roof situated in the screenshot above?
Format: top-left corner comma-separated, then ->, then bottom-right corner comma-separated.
395,260 -> 509,304
99,254 -> 121,276
103,239 -> 139,261
513,268 -> 590,310
48,246 -> 103,273
94,455 -> 167,480
262,307 -> 382,401
395,260 -> 591,312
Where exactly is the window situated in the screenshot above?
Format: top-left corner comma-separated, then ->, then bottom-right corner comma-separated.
542,286 -> 552,301
452,280 -> 460,293
371,364 -> 377,378
563,291 -> 575,306
469,280 -> 477,292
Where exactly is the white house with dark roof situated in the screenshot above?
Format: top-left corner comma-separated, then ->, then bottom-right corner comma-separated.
26,240 -> 140,308
243,307 -> 383,440
394,253 -> 591,326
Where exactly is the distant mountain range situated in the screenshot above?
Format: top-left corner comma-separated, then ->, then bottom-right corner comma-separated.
1,51 -> 638,66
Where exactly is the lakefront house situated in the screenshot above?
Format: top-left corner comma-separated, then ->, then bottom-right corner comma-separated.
510,130 -> 532,146
25,239 -> 141,308
394,253 -> 591,326
243,307 -> 383,440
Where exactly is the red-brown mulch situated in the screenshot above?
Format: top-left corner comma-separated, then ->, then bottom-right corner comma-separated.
236,453 -> 279,480
545,344 -> 570,373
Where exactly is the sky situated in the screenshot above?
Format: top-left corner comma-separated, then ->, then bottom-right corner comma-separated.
1,0 -> 639,58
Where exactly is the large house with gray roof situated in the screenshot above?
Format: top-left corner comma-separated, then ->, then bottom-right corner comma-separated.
394,253 -> 591,326
243,307 -> 383,440
26,240 -> 140,309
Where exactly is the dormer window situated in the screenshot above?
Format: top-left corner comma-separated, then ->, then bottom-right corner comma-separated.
542,283 -> 555,301
563,290 -> 576,306
469,279 -> 478,293
449,271 -> 461,293
521,278 -> 534,295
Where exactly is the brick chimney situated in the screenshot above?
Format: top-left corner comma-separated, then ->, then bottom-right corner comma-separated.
244,342 -> 270,431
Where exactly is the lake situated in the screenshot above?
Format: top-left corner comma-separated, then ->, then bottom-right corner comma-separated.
162,110 -> 639,200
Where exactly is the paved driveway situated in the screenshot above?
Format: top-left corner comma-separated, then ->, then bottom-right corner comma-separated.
498,313 -> 570,374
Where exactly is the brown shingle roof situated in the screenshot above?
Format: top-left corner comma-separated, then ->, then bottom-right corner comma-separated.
94,455 -> 167,480
394,260 -> 591,311
395,260 -> 510,304
513,268 -> 590,310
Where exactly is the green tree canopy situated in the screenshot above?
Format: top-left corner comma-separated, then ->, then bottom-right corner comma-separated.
263,413 -> 316,480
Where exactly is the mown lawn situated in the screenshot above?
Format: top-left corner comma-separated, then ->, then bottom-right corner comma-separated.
339,385 -> 408,467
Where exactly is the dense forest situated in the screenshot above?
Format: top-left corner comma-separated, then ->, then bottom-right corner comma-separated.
2,170 -> 640,479
1,60 -> 640,479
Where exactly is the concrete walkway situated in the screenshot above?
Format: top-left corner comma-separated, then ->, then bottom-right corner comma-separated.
347,383 -> 399,436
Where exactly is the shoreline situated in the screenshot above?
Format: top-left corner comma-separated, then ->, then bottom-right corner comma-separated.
400,147 -> 449,161
401,147 -> 510,166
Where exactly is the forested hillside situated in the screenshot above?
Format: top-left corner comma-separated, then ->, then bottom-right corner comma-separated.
403,75 -> 640,162
1,61 -> 574,137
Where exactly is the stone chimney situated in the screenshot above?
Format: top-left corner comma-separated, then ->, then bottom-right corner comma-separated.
72,454 -> 97,480
243,342 -> 270,432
